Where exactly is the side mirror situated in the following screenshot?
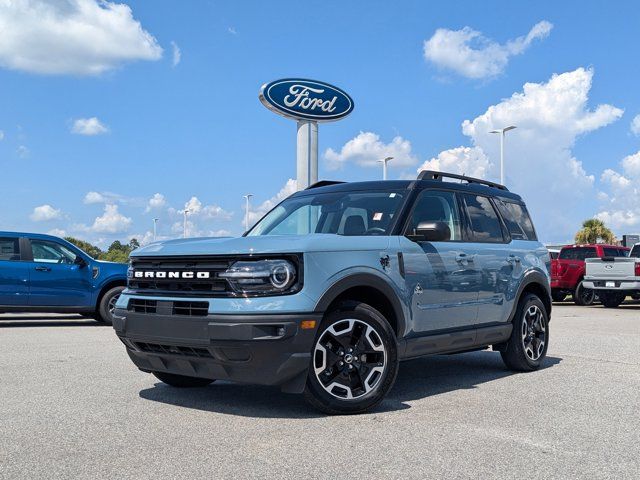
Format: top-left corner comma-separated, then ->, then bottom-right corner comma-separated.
413,221 -> 451,242
75,256 -> 88,268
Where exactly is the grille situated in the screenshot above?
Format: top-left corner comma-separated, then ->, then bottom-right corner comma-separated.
134,342 -> 213,359
127,299 -> 209,317
128,256 -> 233,297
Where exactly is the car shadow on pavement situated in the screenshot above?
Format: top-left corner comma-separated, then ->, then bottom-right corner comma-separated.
138,350 -> 562,419
0,315 -> 106,328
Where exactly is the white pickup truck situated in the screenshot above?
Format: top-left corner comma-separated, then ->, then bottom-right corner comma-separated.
584,243 -> 640,307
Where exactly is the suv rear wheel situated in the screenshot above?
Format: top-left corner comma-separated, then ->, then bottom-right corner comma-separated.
574,281 -> 595,306
152,371 -> 215,388
501,293 -> 549,371
304,302 -> 399,415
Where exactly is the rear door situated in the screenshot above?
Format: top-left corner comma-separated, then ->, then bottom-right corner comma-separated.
400,189 -> 481,333
458,193 -> 513,325
26,238 -> 92,307
0,236 -> 30,306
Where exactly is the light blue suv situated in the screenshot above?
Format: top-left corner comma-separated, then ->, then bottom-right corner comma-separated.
113,171 -> 551,414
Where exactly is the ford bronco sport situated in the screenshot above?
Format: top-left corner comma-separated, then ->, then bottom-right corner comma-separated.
113,171 -> 552,414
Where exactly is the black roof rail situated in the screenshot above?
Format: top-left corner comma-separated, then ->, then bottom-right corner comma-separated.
417,170 -> 508,191
305,180 -> 346,190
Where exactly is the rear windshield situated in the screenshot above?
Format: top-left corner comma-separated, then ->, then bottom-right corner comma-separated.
602,247 -> 629,257
558,247 -> 597,260
495,200 -> 537,241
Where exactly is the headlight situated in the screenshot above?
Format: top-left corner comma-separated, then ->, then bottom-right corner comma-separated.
219,259 -> 297,294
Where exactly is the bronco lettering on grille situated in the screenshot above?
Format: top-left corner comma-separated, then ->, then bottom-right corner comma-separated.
133,271 -> 211,279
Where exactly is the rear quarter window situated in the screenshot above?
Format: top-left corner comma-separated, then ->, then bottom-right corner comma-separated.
0,237 -> 20,261
603,247 -> 628,257
495,200 -> 538,241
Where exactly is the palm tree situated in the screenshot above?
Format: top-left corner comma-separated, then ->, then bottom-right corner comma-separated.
574,219 -> 616,244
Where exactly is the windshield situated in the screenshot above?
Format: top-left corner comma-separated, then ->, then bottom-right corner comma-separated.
248,190 -> 406,236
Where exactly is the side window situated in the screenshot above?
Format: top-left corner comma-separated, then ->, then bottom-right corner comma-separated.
495,200 -> 537,241
31,240 -> 78,265
573,247 -> 597,260
461,194 -> 505,243
407,190 -> 462,241
558,248 -> 573,260
0,237 -> 21,261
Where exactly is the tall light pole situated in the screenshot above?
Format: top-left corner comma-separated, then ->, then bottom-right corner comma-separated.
182,209 -> 190,238
152,218 -> 159,242
490,126 -> 517,185
378,156 -> 393,180
243,194 -> 253,232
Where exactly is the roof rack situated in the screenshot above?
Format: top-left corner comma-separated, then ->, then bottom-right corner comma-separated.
417,170 -> 508,191
305,180 -> 346,190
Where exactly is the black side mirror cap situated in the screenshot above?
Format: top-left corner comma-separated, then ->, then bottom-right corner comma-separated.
411,221 -> 451,242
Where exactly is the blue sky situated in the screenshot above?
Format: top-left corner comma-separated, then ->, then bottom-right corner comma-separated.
1,0 -> 639,246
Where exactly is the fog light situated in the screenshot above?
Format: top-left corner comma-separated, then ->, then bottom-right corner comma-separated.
277,327 -> 286,336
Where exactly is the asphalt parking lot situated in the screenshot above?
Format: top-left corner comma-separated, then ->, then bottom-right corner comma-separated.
1,303 -> 638,480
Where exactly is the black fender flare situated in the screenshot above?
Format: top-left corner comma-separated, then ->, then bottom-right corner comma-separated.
314,273 -> 407,337
507,268 -> 552,323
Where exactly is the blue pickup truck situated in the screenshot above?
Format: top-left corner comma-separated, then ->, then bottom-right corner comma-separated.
0,232 -> 128,324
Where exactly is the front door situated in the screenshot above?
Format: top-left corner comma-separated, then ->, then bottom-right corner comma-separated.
0,236 -> 29,306
27,239 -> 92,307
400,189 -> 480,334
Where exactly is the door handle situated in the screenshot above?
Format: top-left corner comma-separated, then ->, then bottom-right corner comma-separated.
35,266 -> 51,272
507,255 -> 521,264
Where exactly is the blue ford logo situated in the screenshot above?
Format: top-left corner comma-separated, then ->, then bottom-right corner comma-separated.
259,78 -> 354,122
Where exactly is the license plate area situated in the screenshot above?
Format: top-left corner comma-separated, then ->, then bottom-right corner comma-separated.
606,281 -> 615,288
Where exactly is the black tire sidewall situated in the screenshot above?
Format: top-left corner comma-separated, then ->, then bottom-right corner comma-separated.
574,282 -> 594,306
304,302 -> 398,414
504,294 -> 549,370
97,286 -> 125,325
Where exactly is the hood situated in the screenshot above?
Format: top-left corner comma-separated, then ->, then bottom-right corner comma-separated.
131,234 -> 391,257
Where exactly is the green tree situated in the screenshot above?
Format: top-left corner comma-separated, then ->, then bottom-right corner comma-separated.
64,236 -> 103,259
574,219 -> 616,244
100,238 -> 139,263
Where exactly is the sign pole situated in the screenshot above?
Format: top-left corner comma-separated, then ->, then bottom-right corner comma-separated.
296,121 -> 318,190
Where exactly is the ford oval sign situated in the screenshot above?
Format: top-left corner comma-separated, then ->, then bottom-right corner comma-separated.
259,78 -> 354,122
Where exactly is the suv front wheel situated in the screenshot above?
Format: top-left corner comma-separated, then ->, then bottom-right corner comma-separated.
304,302 -> 399,415
501,293 -> 549,371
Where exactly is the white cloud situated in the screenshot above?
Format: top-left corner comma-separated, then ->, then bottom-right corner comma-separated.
324,132 -> 417,170
630,114 -> 640,136
47,228 -> 67,237
71,117 -> 108,135
83,191 -> 125,204
417,146 -> 491,179
17,145 -> 29,158
30,204 -> 62,221
145,193 -> 166,212
424,21 -> 553,79
595,151 -> 640,231
228,26 -> 237,35
91,204 -> 132,233
0,0 -> 163,75
182,196 -> 232,219
246,179 -> 297,227
429,67 -> 622,241
170,41 -> 181,67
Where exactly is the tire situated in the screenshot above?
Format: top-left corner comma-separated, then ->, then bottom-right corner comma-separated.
574,281 -> 595,306
96,286 -> 125,325
303,301 -> 399,415
500,293 -> 549,372
551,290 -> 567,302
600,291 -> 625,308
152,371 -> 215,388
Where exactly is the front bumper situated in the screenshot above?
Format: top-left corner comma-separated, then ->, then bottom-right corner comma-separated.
113,308 -> 322,393
582,279 -> 640,291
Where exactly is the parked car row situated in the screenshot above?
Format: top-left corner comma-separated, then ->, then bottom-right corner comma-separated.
550,243 -> 638,306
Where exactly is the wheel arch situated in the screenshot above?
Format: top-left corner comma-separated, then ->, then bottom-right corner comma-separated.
95,278 -> 127,311
314,273 -> 407,338
509,269 -> 552,322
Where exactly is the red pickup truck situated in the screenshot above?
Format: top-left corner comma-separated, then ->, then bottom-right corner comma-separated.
550,244 -> 630,305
